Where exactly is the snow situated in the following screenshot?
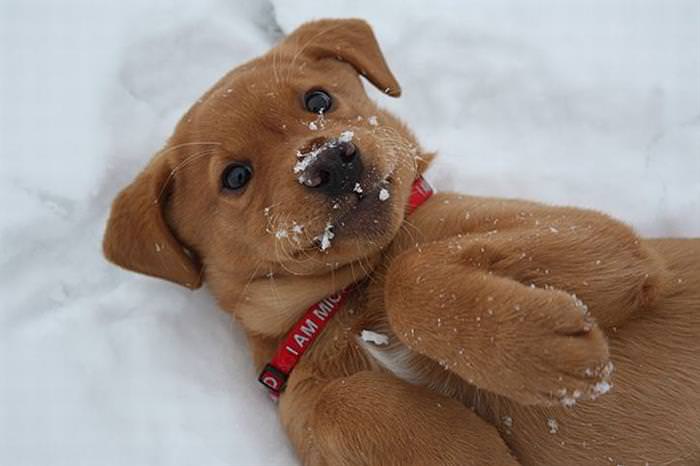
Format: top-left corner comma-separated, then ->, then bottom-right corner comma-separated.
560,389 -> 583,408
316,222 -> 335,251
502,416 -> 513,429
1,0 -> 698,465
338,130 -> 354,143
379,188 -> 391,201
294,154 -> 318,186
274,222 -> 304,242
571,294 -> 590,317
360,330 -> 390,346
593,381 -> 613,398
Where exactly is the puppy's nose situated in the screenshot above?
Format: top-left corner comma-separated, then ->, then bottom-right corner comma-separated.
302,142 -> 363,196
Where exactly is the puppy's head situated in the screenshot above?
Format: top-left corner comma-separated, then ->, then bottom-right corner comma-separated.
104,19 -> 431,299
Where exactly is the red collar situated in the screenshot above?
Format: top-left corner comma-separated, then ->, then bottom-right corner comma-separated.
258,176 -> 434,399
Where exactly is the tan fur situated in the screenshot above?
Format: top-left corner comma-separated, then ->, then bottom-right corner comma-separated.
103,19 -> 700,465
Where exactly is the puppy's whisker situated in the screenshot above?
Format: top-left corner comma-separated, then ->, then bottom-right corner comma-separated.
273,212 -> 296,266
274,237 -> 302,277
272,46 -> 282,86
372,129 -> 419,179
265,203 -> 290,239
348,253 -> 359,284
266,266 -> 285,311
400,219 -> 423,246
230,260 -> 264,311
262,201 -> 284,234
169,148 -> 218,173
156,148 -> 218,202
352,240 -> 375,284
154,141 -> 222,160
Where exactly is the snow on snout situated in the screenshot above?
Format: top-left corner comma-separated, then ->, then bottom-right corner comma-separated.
338,130 -> 353,143
294,130 -> 354,186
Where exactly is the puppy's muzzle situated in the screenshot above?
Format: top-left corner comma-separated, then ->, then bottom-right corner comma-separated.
302,141 -> 364,196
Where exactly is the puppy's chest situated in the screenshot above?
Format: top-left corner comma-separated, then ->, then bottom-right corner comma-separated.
294,285 -> 382,379
300,274 -> 476,404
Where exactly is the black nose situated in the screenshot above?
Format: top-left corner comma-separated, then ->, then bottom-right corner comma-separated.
300,141 -> 363,196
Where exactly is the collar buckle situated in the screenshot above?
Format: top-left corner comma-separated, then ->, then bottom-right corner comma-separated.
258,363 -> 288,395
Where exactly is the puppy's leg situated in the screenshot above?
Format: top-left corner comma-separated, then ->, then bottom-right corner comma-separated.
281,371 -> 520,466
404,194 -> 668,328
484,221 -> 668,329
385,238 -> 612,406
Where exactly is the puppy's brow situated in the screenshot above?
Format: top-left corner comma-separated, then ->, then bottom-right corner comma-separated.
259,116 -> 290,136
156,145 -> 221,203
285,23 -> 346,82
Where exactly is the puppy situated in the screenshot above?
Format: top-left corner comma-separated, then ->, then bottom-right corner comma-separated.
103,19 -> 700,465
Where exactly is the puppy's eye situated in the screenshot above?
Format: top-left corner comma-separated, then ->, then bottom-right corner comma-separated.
304,90 -> 333,114
221,163 -> 253,191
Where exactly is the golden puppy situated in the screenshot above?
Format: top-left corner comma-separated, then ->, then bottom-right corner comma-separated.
103,19 -> 700,465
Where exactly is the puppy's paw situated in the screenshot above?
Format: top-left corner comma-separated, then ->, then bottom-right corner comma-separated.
494,291 -> 613,406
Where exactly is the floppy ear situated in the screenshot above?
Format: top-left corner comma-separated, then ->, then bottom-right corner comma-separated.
103,155 -> 202,289
284,18 -> 401,97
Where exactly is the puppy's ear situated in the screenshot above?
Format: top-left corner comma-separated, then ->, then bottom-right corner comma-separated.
284,19 -> 401,97
103,155 -> 202,289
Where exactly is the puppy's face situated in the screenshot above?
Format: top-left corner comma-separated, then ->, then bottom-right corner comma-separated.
170,39 -> 419,275
104,19 -> 430,311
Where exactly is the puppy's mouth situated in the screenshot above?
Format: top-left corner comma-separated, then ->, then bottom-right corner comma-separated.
309,175 -> 395,252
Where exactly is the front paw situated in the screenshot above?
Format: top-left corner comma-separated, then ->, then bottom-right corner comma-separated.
491,215 -> 668,328
488,289 -> 613,406
385,247 -> 614,407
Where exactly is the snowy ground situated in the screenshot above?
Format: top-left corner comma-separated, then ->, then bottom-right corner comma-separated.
1,0 -> 698,464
